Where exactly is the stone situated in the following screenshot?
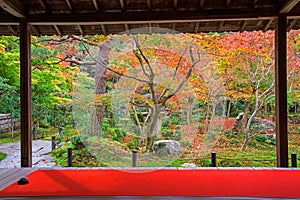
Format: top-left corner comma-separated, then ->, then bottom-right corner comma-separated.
57,142 -> 66,148
181,163 -> 197,168
257,119 -> 275,131
266,134 -> 276,140
232,112 -> 244,133
17,177 -> 29,185
153,140 -> 180,156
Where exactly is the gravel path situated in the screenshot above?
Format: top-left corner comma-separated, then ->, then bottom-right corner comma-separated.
0,140 -> 60,168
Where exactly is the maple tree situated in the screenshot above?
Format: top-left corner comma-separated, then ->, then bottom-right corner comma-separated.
85,33 -> 211,151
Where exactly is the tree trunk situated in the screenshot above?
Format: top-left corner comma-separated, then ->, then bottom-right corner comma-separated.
241,109 -> 257,151
241,137 -> 249,151
146,105 -> 162,152
205,103 -> 211,130
186,97 -> 194,125
221,99 -> 226,118
93,42 -> 110,136
227,99 -> 232,118
239,101 -> 250,133
207,102 -> 217,134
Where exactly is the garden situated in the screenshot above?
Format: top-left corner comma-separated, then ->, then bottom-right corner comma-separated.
0,29 -> 299,168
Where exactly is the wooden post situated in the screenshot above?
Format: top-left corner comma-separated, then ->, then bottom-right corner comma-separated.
275,16 -> 288,168
51,136 -> 56,150
291,153 -> 297,168
68,148 -> 72,167
132,150 -> 138,167
59,127 -> 63,137
33,125 -> 37,140
211,152 -> 217,167
20,21 -> 32,167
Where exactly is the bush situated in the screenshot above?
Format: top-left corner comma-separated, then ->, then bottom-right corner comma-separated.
109,128 -> 126,142
224,130 -> 235,138
70,135 -> 85,150
197,124 -> 205,134
126,139 -> 141,150
39,119 -> 50,128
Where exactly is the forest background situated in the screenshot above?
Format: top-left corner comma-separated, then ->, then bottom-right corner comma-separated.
0,30 -> 299,167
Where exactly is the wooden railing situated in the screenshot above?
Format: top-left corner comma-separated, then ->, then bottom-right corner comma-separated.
0,114 -> 20,133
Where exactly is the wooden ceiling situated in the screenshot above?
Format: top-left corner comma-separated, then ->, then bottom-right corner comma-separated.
0,0 -> 300,36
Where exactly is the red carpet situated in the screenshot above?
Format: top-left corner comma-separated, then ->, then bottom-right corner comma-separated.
1,169 -> 300,198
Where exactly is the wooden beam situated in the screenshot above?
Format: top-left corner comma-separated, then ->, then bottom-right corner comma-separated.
217,21 -> 224,32
287,18 -> 297,30
119,0 -> 125,11
54,25 -> 62,35
194,22 -> 200,33
172,22 -> 176,31
101,24 -> 107,35
77,25 -> 84,35
279,0 -> 300,14
26,8 -> 277,25
7,25 -> 17,35
226,0 -> 231,9
0,0 -> 26,18
263,19 -> 273,31
124,24 -> 129,31
19,21 -> 32,167
240,20 -> 247,31
149,23 -> 153,34
275,16 -> 288,168
65,0 -> 73,11
174,0 -> 177,10
92,0 -> 99,11
31,25 -> 40,36
38,0 -> 50,12
199,0 -> 205,9
147,0 -> 152,10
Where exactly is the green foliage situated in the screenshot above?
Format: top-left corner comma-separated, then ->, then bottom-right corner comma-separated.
219,159 -> 243,167
197,124 -> 205,134
224,130 -> 236,138
0,152 -> 7,162
52,146 -> 105,167
126,139 -> 141,150
70,135 -> 85,150
180,140 -> 192,148
161,126 -> 182,141
0,36 -> 78,127
171,159 -> 187,167
0,130 -> 20,145
110,128 -> 126,142
194,159 -> 211,167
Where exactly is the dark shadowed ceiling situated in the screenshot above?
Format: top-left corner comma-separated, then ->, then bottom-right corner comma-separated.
0,0 -> 300,36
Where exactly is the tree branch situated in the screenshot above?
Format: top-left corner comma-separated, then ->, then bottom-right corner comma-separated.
81,41 -> 150,84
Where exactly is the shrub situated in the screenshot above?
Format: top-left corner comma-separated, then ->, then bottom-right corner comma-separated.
110,127 -> 126,142
126,139 -> 141,150
197,124 -> 205,134
70,135 -> 85,150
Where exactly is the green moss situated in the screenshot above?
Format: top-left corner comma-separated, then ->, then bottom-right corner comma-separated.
0,152 -> 7,162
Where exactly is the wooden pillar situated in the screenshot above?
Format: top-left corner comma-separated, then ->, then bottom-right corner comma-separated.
275,16 -> 288,167
20,21 -> 32,167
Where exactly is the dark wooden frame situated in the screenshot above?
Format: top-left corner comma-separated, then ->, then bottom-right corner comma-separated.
275,16 -> 288,167
19,21 -> 32,167
2,0 -> 296,168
